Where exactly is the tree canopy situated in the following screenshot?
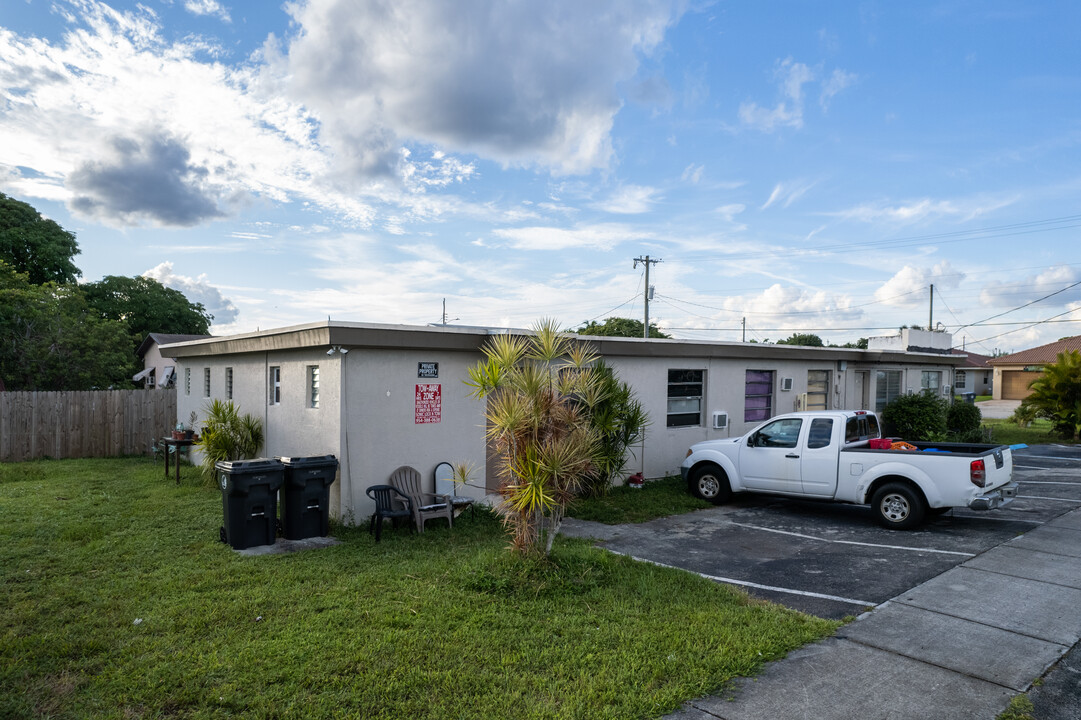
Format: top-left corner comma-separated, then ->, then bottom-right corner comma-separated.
0,192 -> 81,285
576,317 -> 670,339
775,333 -> 825,347
83,275 -> 212,342
0,262 -> 131,391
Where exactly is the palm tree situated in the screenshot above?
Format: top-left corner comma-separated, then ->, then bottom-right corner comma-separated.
466,319 -> 602,556
1023,350 -> 1081,440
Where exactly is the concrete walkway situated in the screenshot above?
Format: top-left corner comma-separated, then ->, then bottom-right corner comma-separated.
666,507 -> 1081,720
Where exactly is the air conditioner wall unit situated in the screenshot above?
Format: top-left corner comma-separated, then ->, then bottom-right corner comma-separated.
712,411 -> 729,430
941,385 -> 952,395
780,377 -> 794,391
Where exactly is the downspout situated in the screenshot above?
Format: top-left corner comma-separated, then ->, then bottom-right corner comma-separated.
337,350 -> 350,523
264,351 -> 269,455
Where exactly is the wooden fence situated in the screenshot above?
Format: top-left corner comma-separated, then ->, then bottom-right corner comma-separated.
0,390 -> 177,462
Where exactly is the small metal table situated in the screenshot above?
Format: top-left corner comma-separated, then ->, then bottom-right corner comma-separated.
161,437 -> 195,485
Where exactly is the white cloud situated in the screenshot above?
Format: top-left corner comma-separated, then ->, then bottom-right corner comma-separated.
979,265 -> 1081,307
0,0 -> 685,229
820,68 -> 857,110
184,0 -> 231,23
739,58 -> 814,132
281,0 -> 684,176
761,179 -> 817,210
715,203 -> 745,221
739,57 -> 856,132
681,163 -> 704,184
594,185 -> 659,214
874,262 -> 963,306
142,261 -> 240,325
491,223 -> 650,251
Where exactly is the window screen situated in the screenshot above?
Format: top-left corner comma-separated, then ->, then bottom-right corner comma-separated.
875,370 -> 902,412
745,370 -> 774,422
667,369 -> 703,427
806,370 -> 829,411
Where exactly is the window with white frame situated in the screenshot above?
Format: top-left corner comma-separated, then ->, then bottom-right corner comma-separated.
185,368 -> 191,395
954,370 -> 966,389
203,367 -> 211,397
921,371 -> 941,392
269,366 -> 281,405
308,365 -> 320,408
875,370 -> 902,412
745,370 -> 774,422
225,367 -> 233,399
667,369 -> 703,427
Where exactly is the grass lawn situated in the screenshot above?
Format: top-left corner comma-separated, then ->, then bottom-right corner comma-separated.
982,418 -> 1075,446
1,458 -> 838,720
568,476 -> 712,525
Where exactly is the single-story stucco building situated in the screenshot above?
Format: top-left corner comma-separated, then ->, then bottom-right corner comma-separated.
162,321 -> 963,524
134,333 -> 213,388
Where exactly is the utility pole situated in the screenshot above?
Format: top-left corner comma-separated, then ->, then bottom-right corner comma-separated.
633,255 -> 662,338
929,284 -> 934,331
742,317 -> 746,343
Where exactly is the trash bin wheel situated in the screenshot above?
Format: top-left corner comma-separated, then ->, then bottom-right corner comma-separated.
219,526 -> 227,544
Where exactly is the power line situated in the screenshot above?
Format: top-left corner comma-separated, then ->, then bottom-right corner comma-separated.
954,279 -> 1081,333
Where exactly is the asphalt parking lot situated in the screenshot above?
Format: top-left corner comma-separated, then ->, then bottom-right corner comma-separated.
562,444 -> 1081,620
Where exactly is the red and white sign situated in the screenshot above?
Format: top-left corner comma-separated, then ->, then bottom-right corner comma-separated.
415,383 -> 441,424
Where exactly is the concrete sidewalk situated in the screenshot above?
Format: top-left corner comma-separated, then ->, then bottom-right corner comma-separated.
666,507 -> 1081,720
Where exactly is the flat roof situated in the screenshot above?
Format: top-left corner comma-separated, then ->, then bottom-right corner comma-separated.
161,320 -> 964,366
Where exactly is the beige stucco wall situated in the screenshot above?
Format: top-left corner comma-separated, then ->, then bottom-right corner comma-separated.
339,349 -> 487,523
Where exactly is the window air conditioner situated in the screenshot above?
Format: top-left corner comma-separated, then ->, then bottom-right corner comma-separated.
780,377 -> 794,391
712,411 -> 729,430
941,385 -> 952,395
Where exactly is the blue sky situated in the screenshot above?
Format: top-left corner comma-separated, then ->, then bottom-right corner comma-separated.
2,0 -> 1079,354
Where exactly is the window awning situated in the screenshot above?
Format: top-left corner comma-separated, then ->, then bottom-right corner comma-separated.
132,367 -> 154,382
161,366 -> 175,386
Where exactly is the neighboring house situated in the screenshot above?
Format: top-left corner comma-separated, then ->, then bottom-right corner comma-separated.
989,335 -> 1081,400
950,350 -> 993,397
162,321 -> 963,524
134,333 -> 212,389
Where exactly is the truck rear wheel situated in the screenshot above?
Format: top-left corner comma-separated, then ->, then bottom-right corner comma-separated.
871,482 -> 926,530
689,465 -> 731,505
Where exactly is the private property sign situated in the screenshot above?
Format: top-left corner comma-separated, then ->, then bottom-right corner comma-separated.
415,384 -> 441,424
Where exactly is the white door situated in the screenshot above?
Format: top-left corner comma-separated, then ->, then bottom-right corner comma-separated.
740,418 -> 804,493
801,417 -> 839,497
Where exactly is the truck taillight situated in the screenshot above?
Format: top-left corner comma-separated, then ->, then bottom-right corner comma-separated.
970,459 -> 986,488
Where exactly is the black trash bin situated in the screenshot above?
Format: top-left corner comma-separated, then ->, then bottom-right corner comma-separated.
278,455 -> 339,540
963,392 -> 976,404
217,458 -> 284,550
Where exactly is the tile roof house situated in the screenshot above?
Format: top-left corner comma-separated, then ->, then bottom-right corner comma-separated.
951,350 -> 993,397
987,335 -> 1081,400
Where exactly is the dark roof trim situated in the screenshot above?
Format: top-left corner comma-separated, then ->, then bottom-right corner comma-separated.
160,321 -> 964,366
136,332 -> 214,358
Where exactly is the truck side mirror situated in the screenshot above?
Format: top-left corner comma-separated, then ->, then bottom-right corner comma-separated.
747,433 -> 756,447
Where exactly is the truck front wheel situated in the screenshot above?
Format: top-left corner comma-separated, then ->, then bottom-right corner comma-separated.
689,465 -> 731,505
871,482 -> 926,530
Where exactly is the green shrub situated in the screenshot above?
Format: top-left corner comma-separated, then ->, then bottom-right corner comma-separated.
195,399 -> 264,485
881,391 -> 948,441
947,401 -> 983,442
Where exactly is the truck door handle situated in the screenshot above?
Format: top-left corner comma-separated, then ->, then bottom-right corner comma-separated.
786,453 -> 800,459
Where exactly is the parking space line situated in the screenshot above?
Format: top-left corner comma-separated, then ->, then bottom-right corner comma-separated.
1015,464 -> 1081,471
727,522 -> 975,557
1016,495 -> 1081,503
618,553 -> 876,608
1014,455 -> 1081,462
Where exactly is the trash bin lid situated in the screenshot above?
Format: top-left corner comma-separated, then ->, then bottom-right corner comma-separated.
277,455 -> 338,468
215,458 -> 284,473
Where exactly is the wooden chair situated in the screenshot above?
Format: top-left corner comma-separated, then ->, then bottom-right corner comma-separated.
388,465 -> 453,533
365,484 -> 414,542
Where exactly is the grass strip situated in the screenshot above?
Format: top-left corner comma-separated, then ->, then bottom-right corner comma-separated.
1,458 -> 837,719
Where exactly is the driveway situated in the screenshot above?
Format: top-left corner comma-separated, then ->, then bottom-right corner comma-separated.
562,445 -> 1081,620
975,398 -> 1021,419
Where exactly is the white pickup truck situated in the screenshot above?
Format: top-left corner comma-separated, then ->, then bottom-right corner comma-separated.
680,410 -> 1017,529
